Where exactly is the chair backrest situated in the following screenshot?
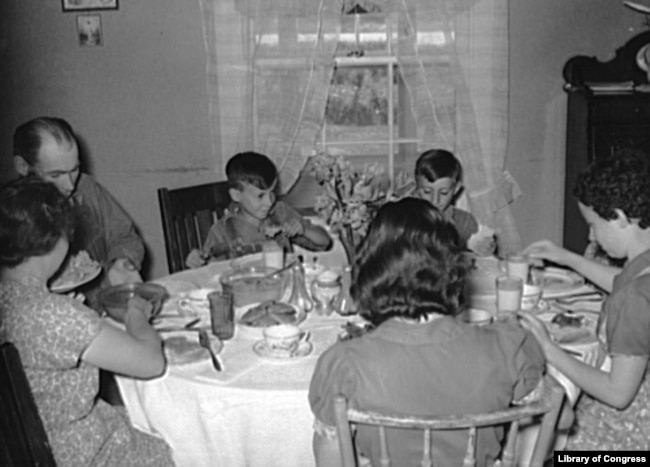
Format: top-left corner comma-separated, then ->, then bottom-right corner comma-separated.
334,380 -> 564,467
0,342 -> 56,467
158,181 -> 231,273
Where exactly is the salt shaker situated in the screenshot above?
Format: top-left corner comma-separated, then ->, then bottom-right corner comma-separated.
311,270 -> 341,316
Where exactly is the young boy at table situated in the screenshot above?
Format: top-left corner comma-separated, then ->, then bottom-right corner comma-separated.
414,149 -> 496,255
520,149 -> 650,449
186,151 -> 332,268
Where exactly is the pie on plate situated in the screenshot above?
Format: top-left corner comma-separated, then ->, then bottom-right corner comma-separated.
239,300 -> 300,327
50,251 -> 102,293
538,311 -> 597,345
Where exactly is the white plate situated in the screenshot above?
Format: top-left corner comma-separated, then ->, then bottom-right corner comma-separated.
537,310 -> 598,346
540,268 -> 585,298
50,264 -> 102,293
253,339 -> 313,361
164,333 -> 210,365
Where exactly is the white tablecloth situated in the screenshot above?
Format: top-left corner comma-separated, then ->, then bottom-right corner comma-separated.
117,257 -> 604,467
117,259 -> 352,467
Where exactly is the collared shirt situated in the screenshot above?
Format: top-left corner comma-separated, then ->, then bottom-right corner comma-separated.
202,200 -> 323,260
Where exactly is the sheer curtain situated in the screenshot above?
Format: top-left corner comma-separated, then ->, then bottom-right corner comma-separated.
199,0 -> 521,250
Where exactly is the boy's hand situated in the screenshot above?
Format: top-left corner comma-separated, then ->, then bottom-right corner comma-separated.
471,235 -> 496,257
186,249 -> 207,269
282,218 -> 305,238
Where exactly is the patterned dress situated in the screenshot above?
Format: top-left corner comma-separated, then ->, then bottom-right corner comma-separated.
0,278 -> 174,466
566,249 -> 650,450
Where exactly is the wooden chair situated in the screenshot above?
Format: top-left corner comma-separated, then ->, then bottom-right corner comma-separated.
158,181 -> 231,273
334,380 -> 565,467
0,342 -> 56,466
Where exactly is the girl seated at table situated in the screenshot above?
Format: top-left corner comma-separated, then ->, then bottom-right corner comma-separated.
520,150 -> 650,450
0,177 -> 174,466
309,198 -> 545,467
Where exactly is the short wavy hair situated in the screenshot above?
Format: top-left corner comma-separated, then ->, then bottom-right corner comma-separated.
226,151 -> 278,191
351,198 -> 469,326
574,149 -> 650,229
0,177 -> 75,268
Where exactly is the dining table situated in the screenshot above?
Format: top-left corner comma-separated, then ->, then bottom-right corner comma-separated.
113,253 -> 605,467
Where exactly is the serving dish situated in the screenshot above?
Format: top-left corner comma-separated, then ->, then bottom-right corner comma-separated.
97,282 -> 167,322
219,266 -> 287,307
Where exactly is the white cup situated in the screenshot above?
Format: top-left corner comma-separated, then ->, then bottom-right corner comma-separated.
262,324 -> 309,352
495,276 -> 523,318
506,255 -> 530,283
262,241 -> 284,270
461,308 -> 494,326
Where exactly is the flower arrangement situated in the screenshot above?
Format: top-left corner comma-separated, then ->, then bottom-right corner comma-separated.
309,150 -> 415,261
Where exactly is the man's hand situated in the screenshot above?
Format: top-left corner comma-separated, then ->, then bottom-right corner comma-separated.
108,258 -> 142,285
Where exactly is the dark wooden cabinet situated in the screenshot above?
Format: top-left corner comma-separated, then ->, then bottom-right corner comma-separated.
563,31 -> 650,253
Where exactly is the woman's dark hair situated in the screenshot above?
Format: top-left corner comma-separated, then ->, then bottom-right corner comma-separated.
0,177 -> 75,268
351,198 -> 469,326
226,151 -> 278,191
13,117 -> 76,166
574,149 -> 650,229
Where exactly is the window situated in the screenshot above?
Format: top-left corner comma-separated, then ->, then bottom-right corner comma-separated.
251,1 -> 454,181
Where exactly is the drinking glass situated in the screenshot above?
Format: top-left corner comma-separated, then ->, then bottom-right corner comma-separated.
495,276 -> 523,319
208,291 -> 235,340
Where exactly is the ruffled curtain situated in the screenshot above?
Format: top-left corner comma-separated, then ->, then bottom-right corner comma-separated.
199,0 -> 521,250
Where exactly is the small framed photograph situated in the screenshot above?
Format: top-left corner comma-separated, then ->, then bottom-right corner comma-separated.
77,15 -> 103,47
62,0 -> 118,12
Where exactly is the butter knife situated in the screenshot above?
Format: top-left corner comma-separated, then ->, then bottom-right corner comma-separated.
198,329 -> 222,372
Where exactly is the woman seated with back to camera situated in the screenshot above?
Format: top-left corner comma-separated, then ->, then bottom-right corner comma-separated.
309,198 -> 546,467
0,177 -> 174,466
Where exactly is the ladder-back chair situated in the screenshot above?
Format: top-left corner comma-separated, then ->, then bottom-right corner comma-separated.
0,342 -> 56,466
158,181 -> 231,273
334,380 -> 565,467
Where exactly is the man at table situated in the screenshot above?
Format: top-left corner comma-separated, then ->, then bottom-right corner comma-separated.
12,116 -> 144,303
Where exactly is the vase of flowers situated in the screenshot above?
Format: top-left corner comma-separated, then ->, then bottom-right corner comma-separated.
309,150 -> 414,264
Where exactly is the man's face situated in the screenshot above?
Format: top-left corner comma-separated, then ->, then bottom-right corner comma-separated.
232,181 -> 277,222
32,134 -> 81,198
415,175 -> 459,213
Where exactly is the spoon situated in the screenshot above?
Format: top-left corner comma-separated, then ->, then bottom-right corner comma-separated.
198,329 -> 222,372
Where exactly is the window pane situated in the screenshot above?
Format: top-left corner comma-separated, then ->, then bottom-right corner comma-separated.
338,14 -> 388,56
325,66 -> 396,145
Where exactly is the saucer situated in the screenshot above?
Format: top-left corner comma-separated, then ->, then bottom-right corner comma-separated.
253,340 -> 313,360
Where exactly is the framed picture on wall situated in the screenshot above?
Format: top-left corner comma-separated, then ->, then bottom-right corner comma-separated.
77,15 -> 103,47
62,0 -> 118,12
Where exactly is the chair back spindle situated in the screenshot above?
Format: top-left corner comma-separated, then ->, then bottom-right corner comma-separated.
334,380 -> 564,467
157,182 -> 231,273
0,342 -> 55,466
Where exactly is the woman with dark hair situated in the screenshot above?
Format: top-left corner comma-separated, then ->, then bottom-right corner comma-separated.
309,198 -> 545,467
0,177 -> 174,466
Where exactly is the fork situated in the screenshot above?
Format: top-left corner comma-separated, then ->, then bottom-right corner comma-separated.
198,329 -> 222,372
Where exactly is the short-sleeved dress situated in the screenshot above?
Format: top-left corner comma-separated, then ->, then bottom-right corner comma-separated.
566,248 -> 650,450
0,277 -> 174,466
309,316 -> 545,467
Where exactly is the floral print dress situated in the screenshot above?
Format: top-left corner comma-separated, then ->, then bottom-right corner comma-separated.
0,277 -> 174,466
566,249 -> 650,450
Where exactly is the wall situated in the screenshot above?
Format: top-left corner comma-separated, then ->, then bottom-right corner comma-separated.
0,0 -> 646,279
508,0 -> 644,249
0,0 -> 217,279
